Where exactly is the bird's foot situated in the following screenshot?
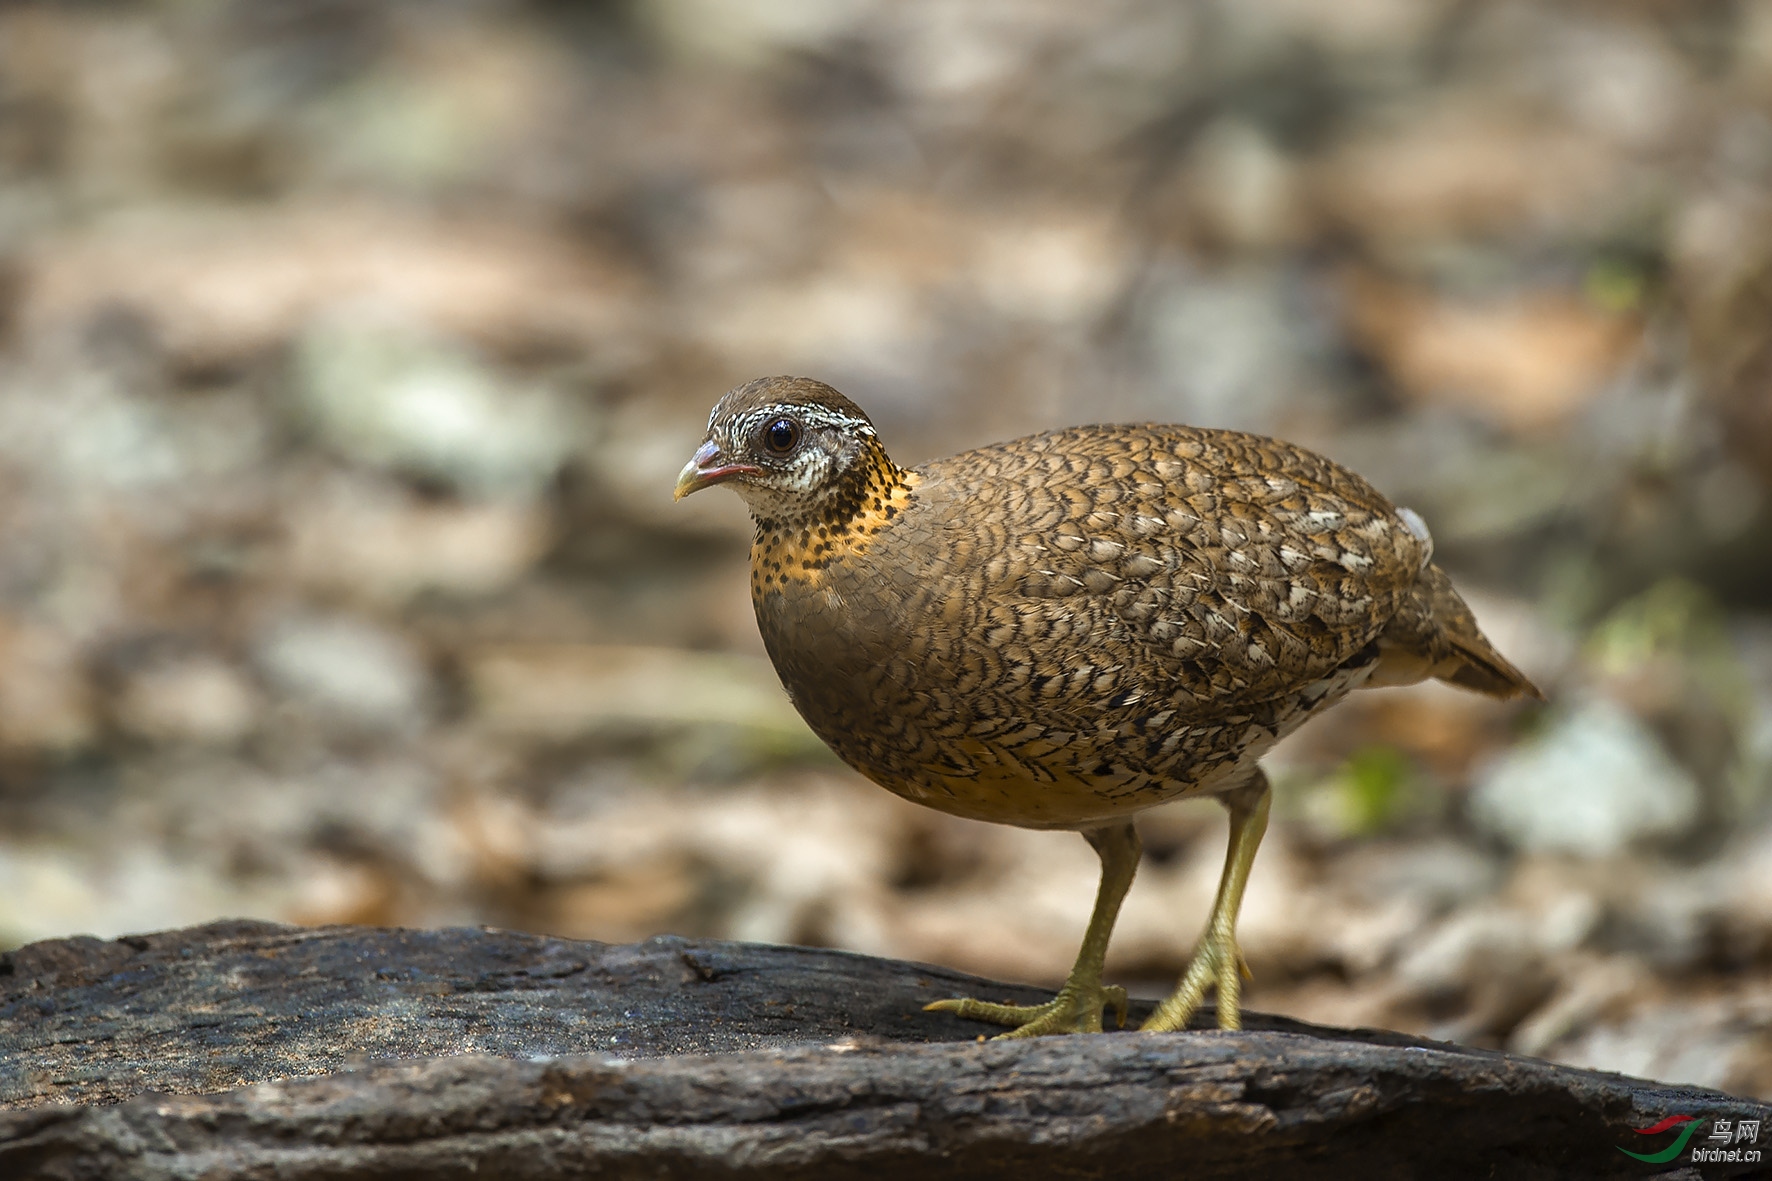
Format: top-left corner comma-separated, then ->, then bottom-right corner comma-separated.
1140,930 -> 1250,1033
925,982 -> 1129,1038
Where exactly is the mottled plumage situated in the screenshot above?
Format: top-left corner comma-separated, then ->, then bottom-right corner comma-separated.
677,375 -> 1539,1037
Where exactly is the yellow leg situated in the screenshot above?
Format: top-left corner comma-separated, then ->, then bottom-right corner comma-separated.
926,822 -> 1140,1038
1142,770 -> 1271,1033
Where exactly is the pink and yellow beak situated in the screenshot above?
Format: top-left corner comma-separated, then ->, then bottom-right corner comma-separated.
674,440 -> 763,501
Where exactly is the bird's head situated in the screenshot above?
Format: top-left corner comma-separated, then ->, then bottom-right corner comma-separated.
675,376 -> 883,523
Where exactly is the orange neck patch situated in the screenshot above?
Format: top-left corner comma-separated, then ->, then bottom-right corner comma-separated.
751,441 -> 919,591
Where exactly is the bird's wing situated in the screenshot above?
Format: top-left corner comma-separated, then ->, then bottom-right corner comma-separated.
919,424 -> 1430,717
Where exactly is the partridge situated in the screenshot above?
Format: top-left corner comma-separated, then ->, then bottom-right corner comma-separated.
676,376 -> 1540,1037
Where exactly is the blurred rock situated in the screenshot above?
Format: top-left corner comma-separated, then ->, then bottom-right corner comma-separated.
0,619 -> 94,756
295,312 -> 588,499
1538,18 -> 1691,152
971,207 -> 1129,325
1182,118 -> 1305,253
111,652 -> 258,746
285,473 -> 553,605
254,614 -> 430,729
1471,698 -> 1700,856
1138,265 -> 1330,433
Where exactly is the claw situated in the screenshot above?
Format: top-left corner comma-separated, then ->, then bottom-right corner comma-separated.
925,985 -> 1119,1038
923,997 -> 1025,1021
1104,984 -> 1129,1030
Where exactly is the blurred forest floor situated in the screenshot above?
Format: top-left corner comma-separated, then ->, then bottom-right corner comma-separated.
1,0 -> 1770,1098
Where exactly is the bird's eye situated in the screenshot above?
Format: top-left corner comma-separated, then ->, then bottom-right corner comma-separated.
762,417 -> 801,455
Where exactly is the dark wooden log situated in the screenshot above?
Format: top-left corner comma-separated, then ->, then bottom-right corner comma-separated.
0,920 -> 1765,1179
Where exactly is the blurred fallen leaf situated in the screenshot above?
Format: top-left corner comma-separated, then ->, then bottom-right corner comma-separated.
1345,272 -> 1639,436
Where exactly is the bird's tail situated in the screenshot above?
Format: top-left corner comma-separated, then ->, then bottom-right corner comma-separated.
1368,564 -> 1544,701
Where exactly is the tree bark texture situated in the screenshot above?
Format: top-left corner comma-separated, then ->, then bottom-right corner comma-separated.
0,920 -> 1765,1179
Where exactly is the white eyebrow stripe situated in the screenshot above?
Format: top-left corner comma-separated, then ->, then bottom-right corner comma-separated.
733,403 -> 873,438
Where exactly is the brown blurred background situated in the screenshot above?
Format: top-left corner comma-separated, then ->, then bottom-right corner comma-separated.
1,0 -> 1770,1097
